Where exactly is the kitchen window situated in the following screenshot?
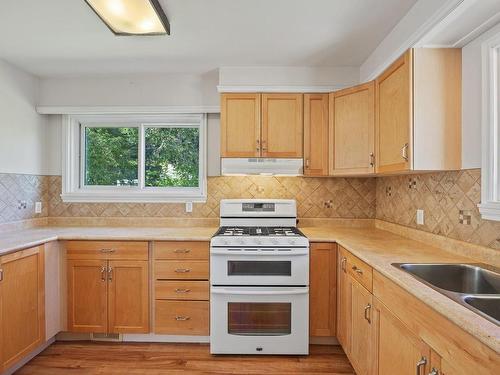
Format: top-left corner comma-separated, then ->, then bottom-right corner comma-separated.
479,31 -> 500,221
61,114 -> 207,202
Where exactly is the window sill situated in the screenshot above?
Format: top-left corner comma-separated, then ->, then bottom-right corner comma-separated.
60,191 -> 207,203
478,202 -> 500,221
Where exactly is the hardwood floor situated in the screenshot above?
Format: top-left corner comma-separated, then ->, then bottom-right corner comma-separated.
17,342 -> 354,374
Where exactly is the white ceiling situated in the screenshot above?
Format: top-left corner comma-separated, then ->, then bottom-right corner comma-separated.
0,0 -> 418,77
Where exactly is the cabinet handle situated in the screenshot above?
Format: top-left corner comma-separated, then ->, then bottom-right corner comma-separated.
352,265 -> 363,275
175,316 -> 191,321
262,140 -> 267,151
175,288 -> 191,293
428,369 -> 439,375
100,248 -> 116,253
341,257 -> 347,272
401,143 -> 409,161
369,152 -> 375,167
0,268 -> 3,282
256,139 -> 260,152
175,268 -> 191,273
364,304 -> 371,323
100,265 -> 106,282
305,159 -> 310,168
174,249 -> 190,254
416,357 -> 427,375
108,265 -> 113,281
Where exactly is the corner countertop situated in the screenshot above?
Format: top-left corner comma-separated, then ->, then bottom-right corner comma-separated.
0,224 -> 498,353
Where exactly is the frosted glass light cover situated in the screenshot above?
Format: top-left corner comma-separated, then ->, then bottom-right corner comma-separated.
85,0 -> 169,35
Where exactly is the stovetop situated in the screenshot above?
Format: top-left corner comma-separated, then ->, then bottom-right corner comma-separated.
214,226 -> 305,237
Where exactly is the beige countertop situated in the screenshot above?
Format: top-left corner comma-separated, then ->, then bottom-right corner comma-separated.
0,224 -> 498,353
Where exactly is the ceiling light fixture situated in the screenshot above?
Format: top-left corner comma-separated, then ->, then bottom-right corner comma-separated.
84,0 -> 170,35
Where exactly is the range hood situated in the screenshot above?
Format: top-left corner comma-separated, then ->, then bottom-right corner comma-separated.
221,158 -> 303,176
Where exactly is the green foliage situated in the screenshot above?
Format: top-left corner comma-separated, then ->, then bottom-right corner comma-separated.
145,127 -> 199,187
84,126 -> 199,188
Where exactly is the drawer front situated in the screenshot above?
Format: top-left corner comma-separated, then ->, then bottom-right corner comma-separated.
154,241 -> 209,260
65,241 -> 148,260
155,280 -> 209,301
344,250 -> 373,292
155,260 -> 209,280
155,300 -> 209,335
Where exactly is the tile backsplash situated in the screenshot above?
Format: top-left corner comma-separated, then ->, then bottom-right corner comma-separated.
376,169 -> 500,250
0,173 -> 49,224
47,175 -> 376,219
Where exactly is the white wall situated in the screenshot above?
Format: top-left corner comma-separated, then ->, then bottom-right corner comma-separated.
219,66 -> 359,88
461,22 -> 500,169
38,71 -> 219,107
0,59 -> 51,175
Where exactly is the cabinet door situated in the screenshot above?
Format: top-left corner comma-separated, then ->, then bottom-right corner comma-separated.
262,93 -> 303,157
67,259 -> 107,333
304,94 -> 329,176
350,279 -> 373,375
310,243 -> 336,337
0,246 -> 45,371
373,298 -> 431,375
221,93 -> 261,157
108,260 -> 149,333
331,82 -> 375,175
336,248 -> 351,352
376,50 -> 412,173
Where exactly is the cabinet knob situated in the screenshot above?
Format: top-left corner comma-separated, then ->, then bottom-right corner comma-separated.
401,143 -> 409,161
175,316 -> 191,321
100,265 -> 106,282
175,288 -> 191,293
256,139 -> 260,152
416,357 -> 427,375
352,265 -> 363,275
0,268 -> 3,282
364,303 -> 371,323
341,258 -> 347,272
174,249 -> 190,254
428,369 -> 439,375
175,268 -> 191,273
100,248 -> 116,253
369,152 -> 375,167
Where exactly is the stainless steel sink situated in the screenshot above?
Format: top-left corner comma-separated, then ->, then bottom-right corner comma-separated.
393,263 -> 500,325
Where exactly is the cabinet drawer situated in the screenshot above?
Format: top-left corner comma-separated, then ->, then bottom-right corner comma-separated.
154,242 -> 209,260
339,246 -> 373,292
155,280 -> 209,301
155,260 -> 209,280
155,301 -> 209,335
65,241 -> 148,260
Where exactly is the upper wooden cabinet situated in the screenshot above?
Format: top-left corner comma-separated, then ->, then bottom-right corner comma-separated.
376,48 -> 461,173
330,82 -> 375,175
221,93 -> 303,158
304,94 -> 329,176
0,246 -> 45,372
262,93 -> 303,157
221,93 -> 261,157
309,243 -> 336,337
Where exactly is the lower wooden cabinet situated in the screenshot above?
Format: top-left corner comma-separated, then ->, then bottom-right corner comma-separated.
66,241 -> 149,334
350,279 -> 373,375
0,246 -> 45,372
309,242 -> 337,337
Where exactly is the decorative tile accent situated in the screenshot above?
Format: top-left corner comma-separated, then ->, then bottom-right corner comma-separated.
376,169 -> 500,250
0,174 -> 49,224
47,175 -> 376,219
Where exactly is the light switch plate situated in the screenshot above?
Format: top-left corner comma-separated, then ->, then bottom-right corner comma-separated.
35,201 -> 42,214
185,202 -> 193,213
416,209 -> 424,225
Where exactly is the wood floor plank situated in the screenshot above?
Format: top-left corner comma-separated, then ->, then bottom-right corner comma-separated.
17,342 -> 354,375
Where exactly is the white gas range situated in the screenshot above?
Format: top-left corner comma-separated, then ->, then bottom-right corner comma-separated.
210,199 -> 309,355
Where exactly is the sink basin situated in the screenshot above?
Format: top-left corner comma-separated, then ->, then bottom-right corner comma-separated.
393,263 -> 500,326
463,296 -> 500,323
395,263 -> 500,294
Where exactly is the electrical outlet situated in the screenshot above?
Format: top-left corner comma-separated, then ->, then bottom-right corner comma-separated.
185,202 -> 193,213
416,209 -> 424,225
35,201 -> 42,214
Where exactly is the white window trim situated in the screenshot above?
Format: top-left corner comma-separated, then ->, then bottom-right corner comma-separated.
61,113 -> 207,203
478,32 -> 500,221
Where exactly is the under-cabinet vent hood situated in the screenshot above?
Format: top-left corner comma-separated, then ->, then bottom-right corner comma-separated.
221,158 -> 303,176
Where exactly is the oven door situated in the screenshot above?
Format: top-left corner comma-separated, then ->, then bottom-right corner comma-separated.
210,248 -> 309,286
210,286 -> 309,355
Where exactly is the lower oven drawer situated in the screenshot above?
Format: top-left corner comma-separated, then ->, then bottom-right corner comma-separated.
210,286 -> 309,355
155,300 -> 209,335
155,280 -> 209,301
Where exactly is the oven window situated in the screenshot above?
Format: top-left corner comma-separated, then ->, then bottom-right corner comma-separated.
227,261 -> 291,276
228,303 -> 291,336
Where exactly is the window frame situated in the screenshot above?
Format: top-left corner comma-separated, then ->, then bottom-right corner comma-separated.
479,31 -> 500,221
62,113 -> 207,203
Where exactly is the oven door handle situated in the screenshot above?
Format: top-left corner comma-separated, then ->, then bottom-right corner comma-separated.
211,288 -> 309,295
210,249 -> 309,256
